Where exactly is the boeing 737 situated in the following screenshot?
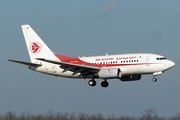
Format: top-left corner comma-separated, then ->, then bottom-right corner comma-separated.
7,25 -> 175,87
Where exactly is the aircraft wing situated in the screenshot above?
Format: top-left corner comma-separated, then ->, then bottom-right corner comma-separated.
36,58 -> 100,77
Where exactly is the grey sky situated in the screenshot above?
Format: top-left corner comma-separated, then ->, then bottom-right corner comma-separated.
1,0 -> 180,117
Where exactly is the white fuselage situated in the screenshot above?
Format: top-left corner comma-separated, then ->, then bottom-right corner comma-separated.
30,53 -> 175,79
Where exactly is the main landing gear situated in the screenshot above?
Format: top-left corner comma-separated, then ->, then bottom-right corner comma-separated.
88,79 -> 96,86
101,79 -> 109,87
88,79 -> 109,87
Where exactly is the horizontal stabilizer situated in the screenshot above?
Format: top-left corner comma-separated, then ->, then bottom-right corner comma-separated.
7,59 -> 41,66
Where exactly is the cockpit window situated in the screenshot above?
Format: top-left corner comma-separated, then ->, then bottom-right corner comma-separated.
156,57 -> 166,60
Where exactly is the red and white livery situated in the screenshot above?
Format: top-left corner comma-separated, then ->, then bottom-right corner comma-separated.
8,25 -> 175,87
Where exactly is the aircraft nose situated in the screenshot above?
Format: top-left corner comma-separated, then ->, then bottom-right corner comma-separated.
168,60 -> 175,68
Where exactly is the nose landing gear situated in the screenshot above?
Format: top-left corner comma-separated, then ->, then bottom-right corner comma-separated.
152,71 -> 163,82
152,77 -> 157,82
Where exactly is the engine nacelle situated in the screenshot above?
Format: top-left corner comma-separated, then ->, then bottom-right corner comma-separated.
98,68 -> 120,79
120,75 -> 141,81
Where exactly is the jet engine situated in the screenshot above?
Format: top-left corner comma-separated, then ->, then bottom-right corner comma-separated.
98,68 -> 120,79
120,75 -> 141,81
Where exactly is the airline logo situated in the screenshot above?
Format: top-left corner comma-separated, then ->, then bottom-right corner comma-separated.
30,42 -> 42,53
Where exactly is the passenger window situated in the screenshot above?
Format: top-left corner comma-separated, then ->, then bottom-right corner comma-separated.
134,60 -> 136,62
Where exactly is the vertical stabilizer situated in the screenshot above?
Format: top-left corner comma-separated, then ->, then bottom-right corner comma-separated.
21,25 -> 58,63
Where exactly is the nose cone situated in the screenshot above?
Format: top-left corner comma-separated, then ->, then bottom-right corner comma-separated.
168,60 -> 175,68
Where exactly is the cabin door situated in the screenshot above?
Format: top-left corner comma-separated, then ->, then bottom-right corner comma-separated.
145,56 -> 150,66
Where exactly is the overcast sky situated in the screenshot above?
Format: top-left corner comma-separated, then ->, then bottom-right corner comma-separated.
1,0 -> 180,117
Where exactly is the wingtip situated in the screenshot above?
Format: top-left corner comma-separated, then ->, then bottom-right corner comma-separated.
6,59 -> 11,61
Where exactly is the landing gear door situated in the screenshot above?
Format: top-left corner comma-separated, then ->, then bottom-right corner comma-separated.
145,56 -> 150,66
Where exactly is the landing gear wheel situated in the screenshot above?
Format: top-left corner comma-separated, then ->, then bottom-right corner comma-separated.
88,80 -> 96,86
101,80 -> 109,87
152,78 -> 157,82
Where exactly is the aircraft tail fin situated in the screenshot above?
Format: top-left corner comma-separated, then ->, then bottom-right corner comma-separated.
21,25 -> 58,63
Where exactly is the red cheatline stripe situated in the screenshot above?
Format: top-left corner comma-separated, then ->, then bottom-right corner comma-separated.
53,54 -> 162,67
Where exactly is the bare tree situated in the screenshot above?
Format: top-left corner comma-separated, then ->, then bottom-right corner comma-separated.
168,113 -> 180,120
46,110 -> 54,120
139,108 -> 165,120
4,111 -> 16,120
2,109 -> 180,120
78,113 -> 88,120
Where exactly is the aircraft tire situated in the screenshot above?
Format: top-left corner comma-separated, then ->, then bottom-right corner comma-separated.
101,80 -> 109,87
88,80 -> 96,86
152,78 -> 157,82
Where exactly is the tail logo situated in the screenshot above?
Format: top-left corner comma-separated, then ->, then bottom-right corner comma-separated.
30,42 -> 42,53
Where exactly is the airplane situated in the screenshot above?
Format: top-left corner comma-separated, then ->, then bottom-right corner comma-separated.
7,25 -> 175,87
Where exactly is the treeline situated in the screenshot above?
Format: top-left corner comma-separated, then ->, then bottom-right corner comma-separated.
0,108 -> 180,120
